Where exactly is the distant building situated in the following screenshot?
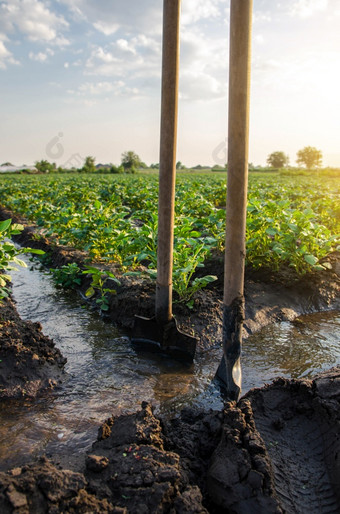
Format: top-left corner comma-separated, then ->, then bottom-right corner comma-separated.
95,163 -> 111,170
0,165 -> 38,173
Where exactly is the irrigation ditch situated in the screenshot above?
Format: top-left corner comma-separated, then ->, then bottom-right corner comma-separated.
0,205 -> 339,513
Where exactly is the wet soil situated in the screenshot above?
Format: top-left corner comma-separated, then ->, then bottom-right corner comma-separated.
0,296 -> 66,399
0,205 -> 339,354
0,206 -> 339,512
0,368 -> 339,513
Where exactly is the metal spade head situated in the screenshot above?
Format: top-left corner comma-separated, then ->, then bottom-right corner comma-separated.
131,315 -> 197,362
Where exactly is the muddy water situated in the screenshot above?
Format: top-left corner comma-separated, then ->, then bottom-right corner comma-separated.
0,259 -> 339,470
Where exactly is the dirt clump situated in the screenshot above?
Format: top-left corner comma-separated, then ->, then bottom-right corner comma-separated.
0,296 -> 66,399
85,402 -> 208,513
0,457 -> 119,513
0,369 -> 339,512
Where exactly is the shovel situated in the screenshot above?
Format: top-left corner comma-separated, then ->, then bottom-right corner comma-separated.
131,0 -> 197,362
215,0 -> 253,400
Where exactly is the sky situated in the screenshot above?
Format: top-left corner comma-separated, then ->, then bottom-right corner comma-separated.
1,0 -> 340,168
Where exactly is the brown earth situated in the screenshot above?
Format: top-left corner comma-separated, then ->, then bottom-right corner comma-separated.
0,369 -> 339,513
0,206 -> 339,512
0,296 -> 66,399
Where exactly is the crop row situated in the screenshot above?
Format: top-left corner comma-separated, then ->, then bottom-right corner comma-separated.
0,173 -> 338,299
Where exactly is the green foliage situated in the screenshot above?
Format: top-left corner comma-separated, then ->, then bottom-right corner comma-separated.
296,146 -> 322,169
35,159 -> 55,173
176,161 -> 186,170
83,266 -> 120,311
110,165 -> 124,174
267,151 -> 289,168
246,196 -> 336,273
0,219 -> 45,302
121,151 -> 141,172
0,173 -> 338,305
50,262 -> 82,288
212,164 -> 226,171
82,156 -> 96,173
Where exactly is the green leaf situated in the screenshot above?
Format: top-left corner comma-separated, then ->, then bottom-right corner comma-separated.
203,237 -> 217,245
146,269 -> 157,279
137,252 -> 149,261
23,248 -> 45,255
85,286 -> 95,298
0,219 -> 11,233
193,275 -> 217,286
12,257 -> 27,268
304,254 -> 318,266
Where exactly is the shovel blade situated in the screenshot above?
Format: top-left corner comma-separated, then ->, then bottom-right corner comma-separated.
131,315 -> 197,362
215,353 -> 242,401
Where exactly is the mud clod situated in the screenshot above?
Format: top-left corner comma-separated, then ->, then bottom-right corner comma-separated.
0,297 -> 66,399
0,371 -> 340,512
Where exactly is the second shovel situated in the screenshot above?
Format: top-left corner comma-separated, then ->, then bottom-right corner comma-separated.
131,0 -> 197,362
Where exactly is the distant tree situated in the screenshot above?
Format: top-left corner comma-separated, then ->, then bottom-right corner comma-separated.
267,151 -> 289,168
150,163 -> 159,169
35,159 -> 54,173
1,162 -> 14,167
296,146 -> 322,169
212,164 -> 225,171
82,156 -> 96,173
176,161 -> 185,170
121,151 -> 141,171
192,164 -> 211,170
110,164 -> 124,174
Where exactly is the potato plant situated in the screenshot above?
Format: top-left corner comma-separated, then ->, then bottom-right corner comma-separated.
0,173 -> 338,303
0,219 -> 44,302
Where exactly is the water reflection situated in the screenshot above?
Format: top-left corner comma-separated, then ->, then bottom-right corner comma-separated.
242,311 -> 340,392
0,258 -> 338,470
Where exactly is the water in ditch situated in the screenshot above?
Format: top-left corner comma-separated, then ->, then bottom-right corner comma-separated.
0,257 -> 339,470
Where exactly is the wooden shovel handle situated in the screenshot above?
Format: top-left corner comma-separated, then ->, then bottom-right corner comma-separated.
156,0 -> 181,324
224,0 -> 252,306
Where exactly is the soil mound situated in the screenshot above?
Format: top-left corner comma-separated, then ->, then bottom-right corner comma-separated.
1,369 -> 339,512
0,297 -> 66,399
247,370 -> 340,513
0,457 -> 117,513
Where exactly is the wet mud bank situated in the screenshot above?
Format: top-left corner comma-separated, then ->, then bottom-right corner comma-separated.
0,207 -> 339,512
0,206 -> 339,353
0,368 -> 339,513
0,296 -> 66,399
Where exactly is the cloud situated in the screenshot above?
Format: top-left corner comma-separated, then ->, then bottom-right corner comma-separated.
179,29 -> 228,100
93,21 -> 119,36
0,36 -> 20,69
181,0 -> 223,25
84,34 -> 161,80
179,70 -> 225,101
59,0 -> 162,34
29,48 -> 54,62
0,0 -> 70,45
67,80 -> 139,102
289,0 -> 328,18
